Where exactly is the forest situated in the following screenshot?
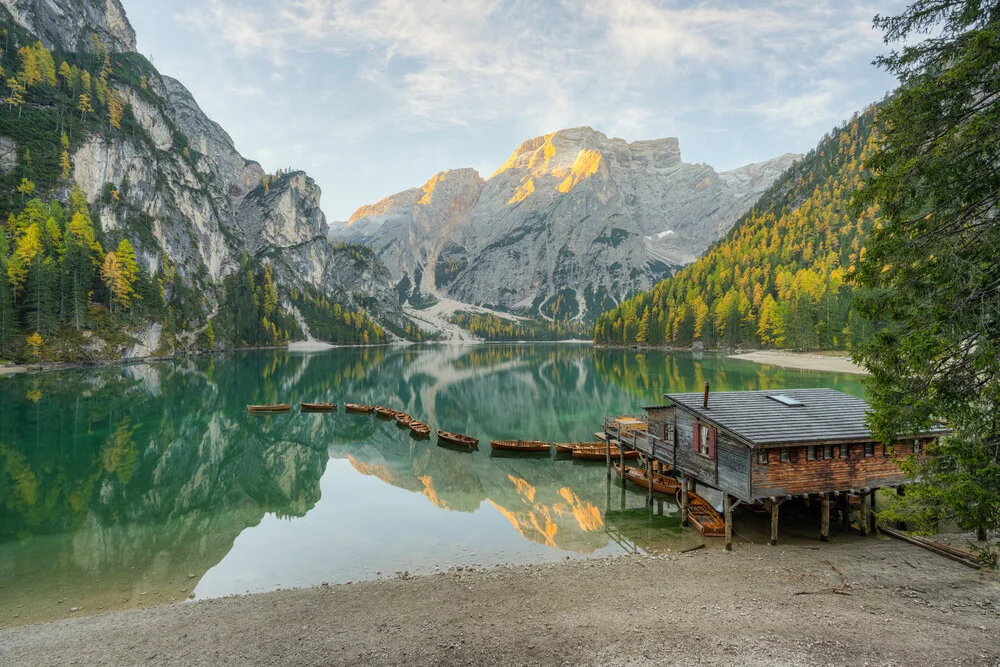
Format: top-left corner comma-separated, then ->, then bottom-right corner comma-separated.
451,310 -> 591,342
593,108 -> 879,351
0,26 -> 393,360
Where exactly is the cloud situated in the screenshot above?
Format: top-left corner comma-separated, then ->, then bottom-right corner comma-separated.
178,0 -> 896,139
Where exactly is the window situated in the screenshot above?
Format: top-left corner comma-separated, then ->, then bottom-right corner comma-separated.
807,446 -> 816,461
767,394 -> 804,407
693,423 -> 716,460
780,448 -> 789,463
839,444 -> 848,459
864,443 -> 874,457
757,450 -> 768,465
824,444 -> 833,460
913,439 -> 923,455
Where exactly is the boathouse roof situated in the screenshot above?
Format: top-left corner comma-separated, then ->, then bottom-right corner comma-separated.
663,388 -> 878,447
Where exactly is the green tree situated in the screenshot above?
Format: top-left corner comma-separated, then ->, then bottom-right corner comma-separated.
853,1 -> 1000,541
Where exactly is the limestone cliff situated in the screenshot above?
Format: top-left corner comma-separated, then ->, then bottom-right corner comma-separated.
0,0 -> 407,352
335,127 -> 799,319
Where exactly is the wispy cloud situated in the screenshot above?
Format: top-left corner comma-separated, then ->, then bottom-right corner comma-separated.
179,0 -> 896,138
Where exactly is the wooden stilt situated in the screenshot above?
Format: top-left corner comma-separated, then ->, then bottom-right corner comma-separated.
680,478 -> 689,527
870,489 -> 877,534
619,443 -> 626,489
770,497 -> 780,546
724,495 -> 733,551
605,429 -> 611,479
820,493 -> 830,542
859,491 -> 869,536
841,493 -> 850,531
646,456 -> 653,506
896,486 -> 906,530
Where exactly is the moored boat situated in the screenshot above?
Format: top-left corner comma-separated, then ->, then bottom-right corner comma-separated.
300,402 -> 336,412
554,442 -> 604,454
345,403 -> 375,413
409,420 -> 431,436
490,440 -> 551,453
396,413 -> 413,426
573,446 -> 639,461
684,491 -> 726,537
437,430 -> 479,448
248,404 -> 291,413
615,463 -> 682,495
374,406 -> 399,418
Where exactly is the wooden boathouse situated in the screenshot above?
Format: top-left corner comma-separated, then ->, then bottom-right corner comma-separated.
603,387 -> 946,550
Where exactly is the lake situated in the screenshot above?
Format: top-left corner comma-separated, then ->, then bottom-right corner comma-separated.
0,344 -> 865,627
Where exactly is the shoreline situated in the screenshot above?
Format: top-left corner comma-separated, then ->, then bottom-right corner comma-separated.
2,539 -> 996,666
728,350 -> 868,375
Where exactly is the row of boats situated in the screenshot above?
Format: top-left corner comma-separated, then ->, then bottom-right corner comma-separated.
248,401 -> 724,535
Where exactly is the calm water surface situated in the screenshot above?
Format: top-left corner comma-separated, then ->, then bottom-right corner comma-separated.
0,345 -> 864,627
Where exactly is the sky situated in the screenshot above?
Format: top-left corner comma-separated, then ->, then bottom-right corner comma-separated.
126,0 -> 906,222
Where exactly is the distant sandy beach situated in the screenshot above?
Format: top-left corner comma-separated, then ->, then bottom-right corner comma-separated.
729,350 -> 868,375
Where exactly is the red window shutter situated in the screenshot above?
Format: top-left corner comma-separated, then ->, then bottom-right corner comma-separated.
660,422 -> 666,439
708,427 -> 716,460
693,423 -> 701,453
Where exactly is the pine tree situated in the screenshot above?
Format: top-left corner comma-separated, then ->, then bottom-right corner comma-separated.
78,93 -> 93,120
17,44 -> 41,87
59,133 -> 72,180
114,238 -> 138,310
58,61 -> 72,88
107,89 -> 123,130
5,76 -> 24,116
8,222 -> 42,295
80,69 -> 91,93
100,251 -> 120,312
0,232 -> 15,352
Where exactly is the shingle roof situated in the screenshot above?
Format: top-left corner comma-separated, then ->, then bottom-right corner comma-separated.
663,388 -> 878,447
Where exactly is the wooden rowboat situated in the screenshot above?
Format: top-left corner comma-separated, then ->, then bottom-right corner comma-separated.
684,491 -> 726,537
248,404 -> 291,413
300,402 -> 336,412
438,430 -> 478,448
409,420 -> 431,436
573,446 -> 639,461
490,440 -> 551,453
396,413 -> 413,426
615,463 -> 682,495
554,442 -> 604,454
345,403 -> 375,414
374,406 -> 399,418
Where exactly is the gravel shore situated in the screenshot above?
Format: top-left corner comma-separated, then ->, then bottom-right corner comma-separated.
729,350 -> 867,375
3,538 -> 997,666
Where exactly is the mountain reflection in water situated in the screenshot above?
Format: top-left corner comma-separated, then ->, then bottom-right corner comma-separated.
0,345 -> 864,627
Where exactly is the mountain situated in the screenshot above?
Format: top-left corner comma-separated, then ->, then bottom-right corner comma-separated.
594,108 -> 878,351
334,127 -> 799,320
0,0 -> 410,361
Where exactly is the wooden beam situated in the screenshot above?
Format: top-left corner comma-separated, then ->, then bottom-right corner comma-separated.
680,477 -> 690,528
870,488 -> 877,534
619,442 -> 626,489
646,455 -> 653,506
770,498 -> 780,546
841,493 -> 850,531
859,491 -> 869,537
820,493 -> 830,543
605,429 -> 611,479
724,494 -> 733,551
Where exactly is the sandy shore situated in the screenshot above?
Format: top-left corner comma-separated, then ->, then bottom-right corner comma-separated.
2,539 -> 996,666
730,350 -> 868,375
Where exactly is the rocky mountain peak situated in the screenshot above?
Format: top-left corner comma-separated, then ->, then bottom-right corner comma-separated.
0,0 -> 137,53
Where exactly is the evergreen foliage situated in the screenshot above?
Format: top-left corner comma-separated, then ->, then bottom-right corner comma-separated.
854,0 -> 1000,543
216,254 -> 301,347
594,109 -> 879,350
451,311 -> 591,341
288,284 -> 386,345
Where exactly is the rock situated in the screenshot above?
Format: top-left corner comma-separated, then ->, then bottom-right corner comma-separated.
0,0 -> 136,54
337,127 -> 799,318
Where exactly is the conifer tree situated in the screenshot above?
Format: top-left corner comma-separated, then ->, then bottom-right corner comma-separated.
78,92 -> 93,120
59,133 -> 72,180
5,76 -> 24,115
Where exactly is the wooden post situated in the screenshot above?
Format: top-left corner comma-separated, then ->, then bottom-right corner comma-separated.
680,477 -> 689,527
859,491 -> 869,536
605,427 -> 611,479
841,493 -> 850,531
646,456 -> 654,506
619,442 -> 627,489
870,489 -> 877,534
769,497 -> 779,546
896,486 -> 906,530
820,493 -> 830,543
724,495 -> 733,551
